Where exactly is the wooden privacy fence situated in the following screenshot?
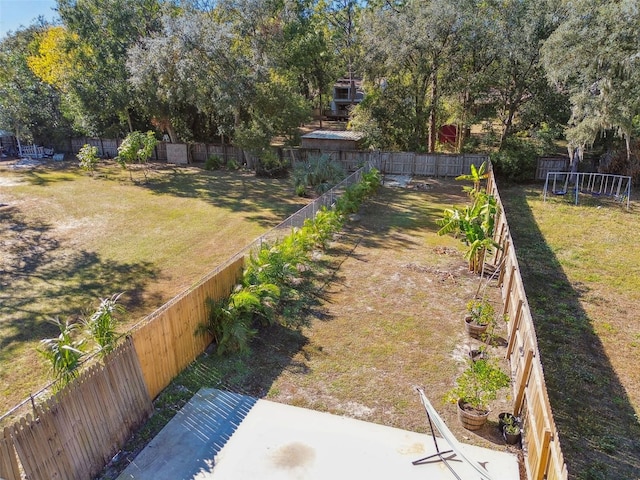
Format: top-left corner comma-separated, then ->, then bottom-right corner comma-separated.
0,258 -> 244,480
287,148 -> 488,176
0,338 -> 152,480
130,257 -> 244,399
488,172 -> 568,480
67,138 -> 248,166
65,138 -> 488,178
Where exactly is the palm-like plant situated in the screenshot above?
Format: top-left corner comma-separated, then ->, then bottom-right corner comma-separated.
84,293 -> 125,358
39,317 -> 87,388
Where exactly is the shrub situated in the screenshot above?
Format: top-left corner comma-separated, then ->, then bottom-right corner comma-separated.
197,296 -> 255,356
205,155 -> 221,170
83,293 -> 124,358
490,136 -> 539,182
77,144 -> 100,176
255,150 -> 288,178
446,358 -> 510,411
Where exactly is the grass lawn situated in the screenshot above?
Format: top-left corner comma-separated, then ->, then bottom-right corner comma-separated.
98,179 -> 517,479
499,185 -> 640,479
0,160 -> 308,413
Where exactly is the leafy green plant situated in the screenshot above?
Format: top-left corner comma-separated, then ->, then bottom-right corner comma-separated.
256,150 -> 288,178
437,190 -> 500,273
116,130 -> 158,181
456,161 -> 488,196
446,358 -> 510,411
38,317 -> 87,388
205,155 -> 221,170
300,207 -> 344,250
230,283 -> 281,327
465,299 -> 495,326
292,154 -> 346,195
227,158 -> 240,170
196,296 -> 255,356
295,184 -> 307,197
77,143 -> 100,176
503,415 -> 521,435
84,293 -> 125,358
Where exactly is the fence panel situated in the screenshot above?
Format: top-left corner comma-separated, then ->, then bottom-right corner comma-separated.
0,428 -> 20,480
414,154 -> 437,175
536,157 -> 569,180
489,166 -> 568,480
5,338 -> 151,480
131,258 -> 244,399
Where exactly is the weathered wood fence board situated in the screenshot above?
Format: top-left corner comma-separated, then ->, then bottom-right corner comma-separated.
131,257 -> 244,400
0,427 -> 21,480
5,338 -> 152,480
536,157 -> 569,180
490,168 -> 568,480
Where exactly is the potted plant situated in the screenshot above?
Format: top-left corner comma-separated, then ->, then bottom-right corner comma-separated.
502,415 -> 522,445
498,411 -> 517,431
464,299 -> 495,339
446,358 -> 510,431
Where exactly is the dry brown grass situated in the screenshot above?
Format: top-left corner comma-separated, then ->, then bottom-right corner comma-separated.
260,181 -> 513,446
0,160 -> 306,414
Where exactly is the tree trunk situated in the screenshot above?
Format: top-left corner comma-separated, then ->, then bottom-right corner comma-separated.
499,105 -> 516,148
428,73 -> 438,153
166,122 -> 178,144
319,90 -> 323,129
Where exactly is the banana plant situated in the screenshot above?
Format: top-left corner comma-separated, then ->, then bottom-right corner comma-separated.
437,190 -> 499,274
456,161 -> 489,196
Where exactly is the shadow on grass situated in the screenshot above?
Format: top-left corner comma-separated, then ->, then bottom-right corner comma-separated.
351,183 -> 467,252
139,168 -> 308,228
499,185 -> 640,479
0,204 -> 160,361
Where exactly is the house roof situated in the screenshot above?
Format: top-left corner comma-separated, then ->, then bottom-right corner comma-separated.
301,130 -> 365,141
116,388 -> 520,480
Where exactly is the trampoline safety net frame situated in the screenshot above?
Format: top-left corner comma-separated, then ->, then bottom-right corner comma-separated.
543,171 -> 631,209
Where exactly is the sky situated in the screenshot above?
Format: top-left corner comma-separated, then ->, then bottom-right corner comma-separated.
0,0 -> 59,39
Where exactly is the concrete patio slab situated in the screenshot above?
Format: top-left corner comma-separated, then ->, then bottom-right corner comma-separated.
118,388 -> 519,480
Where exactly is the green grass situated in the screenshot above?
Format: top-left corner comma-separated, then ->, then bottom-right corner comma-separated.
499,184 -> 640,479
0,161 -> 307,413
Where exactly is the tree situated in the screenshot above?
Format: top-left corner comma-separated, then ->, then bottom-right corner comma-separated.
55,0 -> 163,136
490,0 -> 562,147
116,130 -> 158,181
0,26 -> 73,147
356,0 -> 464,151
541,0 -> 640,171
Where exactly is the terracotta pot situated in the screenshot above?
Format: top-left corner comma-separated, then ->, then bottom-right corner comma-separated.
457,398 -> 489,431
464,315 -> 488,338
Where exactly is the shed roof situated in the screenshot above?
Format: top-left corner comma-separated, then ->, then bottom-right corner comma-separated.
301,130 -> 365,141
